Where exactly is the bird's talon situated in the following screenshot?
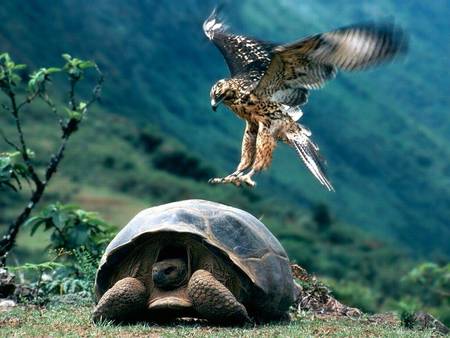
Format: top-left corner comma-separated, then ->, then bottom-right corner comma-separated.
244,180 -> 256,187
208,175 -> 239,185
239,175 -> 256,187
208,177 -> 222,184
208,173 -> 255,187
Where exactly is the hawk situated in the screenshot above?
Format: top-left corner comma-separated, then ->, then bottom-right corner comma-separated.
204,10 -> 407,190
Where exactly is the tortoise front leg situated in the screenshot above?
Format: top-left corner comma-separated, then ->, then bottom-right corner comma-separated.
187,269 -> 250,324
93,277 -> 148,323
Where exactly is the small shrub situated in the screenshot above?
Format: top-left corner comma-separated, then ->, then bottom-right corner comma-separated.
9,206 -> 115,305
397,299 -> 420,329
9,261 -> 65,304
399,262 -> 450,326
139,127 -> 163,153
313,203 -> 332,230
25,203 -> 115,260
0,52 -> 103,263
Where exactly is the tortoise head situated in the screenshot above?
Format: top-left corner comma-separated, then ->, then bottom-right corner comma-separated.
152,258 -> 188,290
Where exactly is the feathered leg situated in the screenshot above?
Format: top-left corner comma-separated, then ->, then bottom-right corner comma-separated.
235,122 -> 258,174
237,123 -> 277,187
209,122 -> 258,186
285,123 -> 334,191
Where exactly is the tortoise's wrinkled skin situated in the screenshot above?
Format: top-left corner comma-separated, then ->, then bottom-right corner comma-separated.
93,199 -> 295,324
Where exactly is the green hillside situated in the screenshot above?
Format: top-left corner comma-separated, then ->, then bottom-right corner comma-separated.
0,103 -> 410,287
1,0 -> 448,257
2,102 -> 427,322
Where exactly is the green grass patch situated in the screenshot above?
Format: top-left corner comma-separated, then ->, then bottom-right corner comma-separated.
0,305 -> 436,338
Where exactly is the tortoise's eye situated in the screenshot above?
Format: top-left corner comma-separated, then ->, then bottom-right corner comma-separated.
164,266 -> 176,275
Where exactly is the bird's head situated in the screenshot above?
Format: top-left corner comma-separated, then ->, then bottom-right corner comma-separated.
210,79 -> 238,111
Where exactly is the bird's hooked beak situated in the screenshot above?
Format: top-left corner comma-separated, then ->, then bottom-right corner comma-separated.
211,94 -> 225,112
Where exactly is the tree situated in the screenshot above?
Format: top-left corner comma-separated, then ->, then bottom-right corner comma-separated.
0,53 -> 103,265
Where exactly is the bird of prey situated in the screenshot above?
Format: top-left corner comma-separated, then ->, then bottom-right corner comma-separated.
203,10 -> 407,190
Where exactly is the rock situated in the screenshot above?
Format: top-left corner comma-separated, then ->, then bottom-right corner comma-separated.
0,299 -> 16,312
13,284 -> 34,300
0,268 -> 34,301
0,268 -> 16,298
291,263 -> 362,318
413,311 -> 449,335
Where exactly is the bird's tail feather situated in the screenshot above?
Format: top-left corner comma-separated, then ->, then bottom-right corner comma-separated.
286,126 -> 334,191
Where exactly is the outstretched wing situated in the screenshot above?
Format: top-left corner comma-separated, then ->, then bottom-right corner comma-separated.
203,10 -> 275,79
254,22 -> 408,104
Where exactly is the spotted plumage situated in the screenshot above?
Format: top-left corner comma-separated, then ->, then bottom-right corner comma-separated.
204,10 -> 407,190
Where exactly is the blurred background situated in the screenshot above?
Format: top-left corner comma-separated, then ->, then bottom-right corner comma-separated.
0,0 -> 448,323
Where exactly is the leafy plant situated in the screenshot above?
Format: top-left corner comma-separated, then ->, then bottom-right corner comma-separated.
397,298 -> 420,329
0,151 -> 29,191
0,53 -> 26,89
9,261 -> 65,304
23,205 -> 113,301
0,52 -> 103,264
401,262 -> 450,304
8,207 -> 114,305
398,262 -> 450,326
42,248 -> 99,298
25,203 -> 114,260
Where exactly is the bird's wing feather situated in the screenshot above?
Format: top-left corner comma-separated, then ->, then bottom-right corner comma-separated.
286,125 -> 334,191
254,22 -> 407,103
283,105 -> 304,121
203,10 -> 275,77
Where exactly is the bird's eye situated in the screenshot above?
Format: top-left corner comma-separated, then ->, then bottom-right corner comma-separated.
225,90 -> 235,99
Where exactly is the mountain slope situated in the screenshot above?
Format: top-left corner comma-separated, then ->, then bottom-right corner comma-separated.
0,0 -> 448,256
0,106 -> 413,302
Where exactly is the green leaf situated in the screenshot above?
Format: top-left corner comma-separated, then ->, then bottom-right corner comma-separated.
8,261 -> 64,273
64,107 -> 83,121
28,68 -> 48,93
10,74 -> 21,85
52,210 -> 69,229
0,152 -> 30,191
77,101 -> 87,112
25,216 -> 44,236
61,53 -> 72,62
45,67 -> 61,74
13,64 -> 26,70
78,61 -> 96,69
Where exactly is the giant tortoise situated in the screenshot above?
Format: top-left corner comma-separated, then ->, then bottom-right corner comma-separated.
93,199 -> 296,324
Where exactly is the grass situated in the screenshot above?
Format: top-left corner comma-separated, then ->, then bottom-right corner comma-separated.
72,186 -> 149,227
0,305 -> 437,337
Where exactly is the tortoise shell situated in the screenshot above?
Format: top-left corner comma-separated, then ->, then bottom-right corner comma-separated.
95,199 -> 295,317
